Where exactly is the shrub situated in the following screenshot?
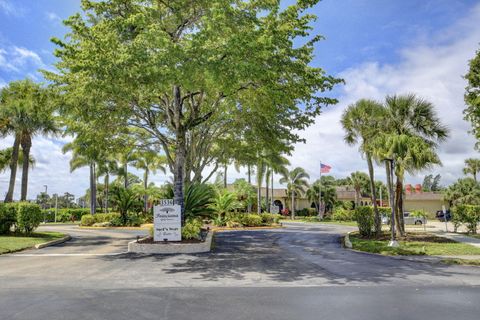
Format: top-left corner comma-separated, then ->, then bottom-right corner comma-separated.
261,213 -> 280,225
332,207 -> 354,221
0,203 -> 17,234
295,208 -> 309,217
81,214 -> 95,226
354,206 -> 375,237
241,214 -> 263,227
303,216 -> 320,222
452,205 -> 480,234
16,202 -> 42,234
182,219 -> 202,240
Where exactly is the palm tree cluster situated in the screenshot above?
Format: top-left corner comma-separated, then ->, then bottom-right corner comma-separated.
0,80 -> 58,202
341,94 -> 449,237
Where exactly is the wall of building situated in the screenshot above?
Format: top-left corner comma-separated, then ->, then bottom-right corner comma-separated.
404,200 -> 449,216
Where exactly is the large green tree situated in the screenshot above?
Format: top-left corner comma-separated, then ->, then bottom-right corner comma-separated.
49,0 -> 340,222
341,99 -> 385,234
464,47 -> 480,147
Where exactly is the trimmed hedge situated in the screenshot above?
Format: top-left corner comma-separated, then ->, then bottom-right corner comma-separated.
241,214 -> 263,227
41,208 -> 91,222
261,213 -> 281,224
331,207 -> 354,221
354,206 -> 375,237
80,213 -> 143,227
16,202 -> 42,234
0,203 -> 17,234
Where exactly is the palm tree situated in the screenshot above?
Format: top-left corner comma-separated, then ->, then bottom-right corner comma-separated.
372,134 -> 442,236
265,154 -> 290,212
347,171 -> 369,207
380,94 -> 448,235
133,150 -> 167,213
97,156 -> 119,213
279,167 -> 310,219
463,158 -> 480,182
63,138 -> 102,214
341,99 -> 385,234
307,176 -> 337,214
0,80 -> 58,201
0,147 -> 36,173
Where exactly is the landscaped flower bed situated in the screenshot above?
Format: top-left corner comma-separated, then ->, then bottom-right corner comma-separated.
349,232 -> 480,256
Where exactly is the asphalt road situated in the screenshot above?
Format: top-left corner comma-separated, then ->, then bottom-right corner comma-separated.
1,223 -> 479,320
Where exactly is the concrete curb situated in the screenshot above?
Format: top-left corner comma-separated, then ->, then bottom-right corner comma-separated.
343,232 -> 353,249
35,235 -> 71,249
128,231 -> 214,254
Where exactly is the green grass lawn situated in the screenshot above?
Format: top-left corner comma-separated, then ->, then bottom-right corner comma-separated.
317,220 -> 358,227
0,232 -> 65,254
349,232 -> 480,256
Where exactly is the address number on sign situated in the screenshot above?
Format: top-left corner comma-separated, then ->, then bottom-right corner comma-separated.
158,199 -> 174,206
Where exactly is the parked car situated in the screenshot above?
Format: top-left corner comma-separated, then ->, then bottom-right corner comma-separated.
381,212 -> 427,225
435,210 -> 451,222
403,211 -> 427,225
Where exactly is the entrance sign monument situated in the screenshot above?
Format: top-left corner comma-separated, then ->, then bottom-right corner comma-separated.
154,200 -> 181,241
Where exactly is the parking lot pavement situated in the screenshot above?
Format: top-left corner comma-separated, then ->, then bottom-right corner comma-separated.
12,225 -> 148,255
2,223 -> 480,319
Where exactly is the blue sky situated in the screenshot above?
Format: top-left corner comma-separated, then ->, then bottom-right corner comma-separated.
1,0 -> 480,199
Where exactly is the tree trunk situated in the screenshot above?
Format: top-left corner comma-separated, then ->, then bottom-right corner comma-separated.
173,86 -> 186,223
367,155 -> 381,236
223,164 -> 227,188
386,160 -> 396,240
105,173 -> 109,213
265,168 -> 270,211
20,135 -> 32,201
89,163 -> 97,214
144,168 -> 149,214
354,188 -> 360,208
124,162 -> 128,189
394,177 -> 405,237
5,135 -> 20,202
397,177 -> 406,236
257,183 -> 262,214
247,165 -> 251,184
291,192 -> 295,220
271,172 -> 274,211
474,172 -> 477,183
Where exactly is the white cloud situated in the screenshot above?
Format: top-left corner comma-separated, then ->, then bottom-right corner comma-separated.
45,11 -> 61,23
0,0 -> 25,17
0,46 -> 44,73
289,3 -> 480,187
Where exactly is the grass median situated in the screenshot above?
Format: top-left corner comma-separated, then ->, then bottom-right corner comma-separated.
349,232 -> 480,256
0,232 -> 66,254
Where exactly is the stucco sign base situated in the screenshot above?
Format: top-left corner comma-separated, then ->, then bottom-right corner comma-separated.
128,232 -> 213,254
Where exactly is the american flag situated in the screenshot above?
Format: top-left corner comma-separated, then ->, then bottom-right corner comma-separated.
320,163 -> 332,173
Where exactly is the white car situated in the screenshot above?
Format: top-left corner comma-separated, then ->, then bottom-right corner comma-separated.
381,212 -> 426,225
403,212 -> 427,225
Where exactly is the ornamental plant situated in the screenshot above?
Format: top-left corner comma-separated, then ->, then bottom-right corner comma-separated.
354,206 -> 375,238
16,202 -> 42,234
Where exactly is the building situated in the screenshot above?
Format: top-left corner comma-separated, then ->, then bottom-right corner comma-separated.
265,185 -> 449,215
